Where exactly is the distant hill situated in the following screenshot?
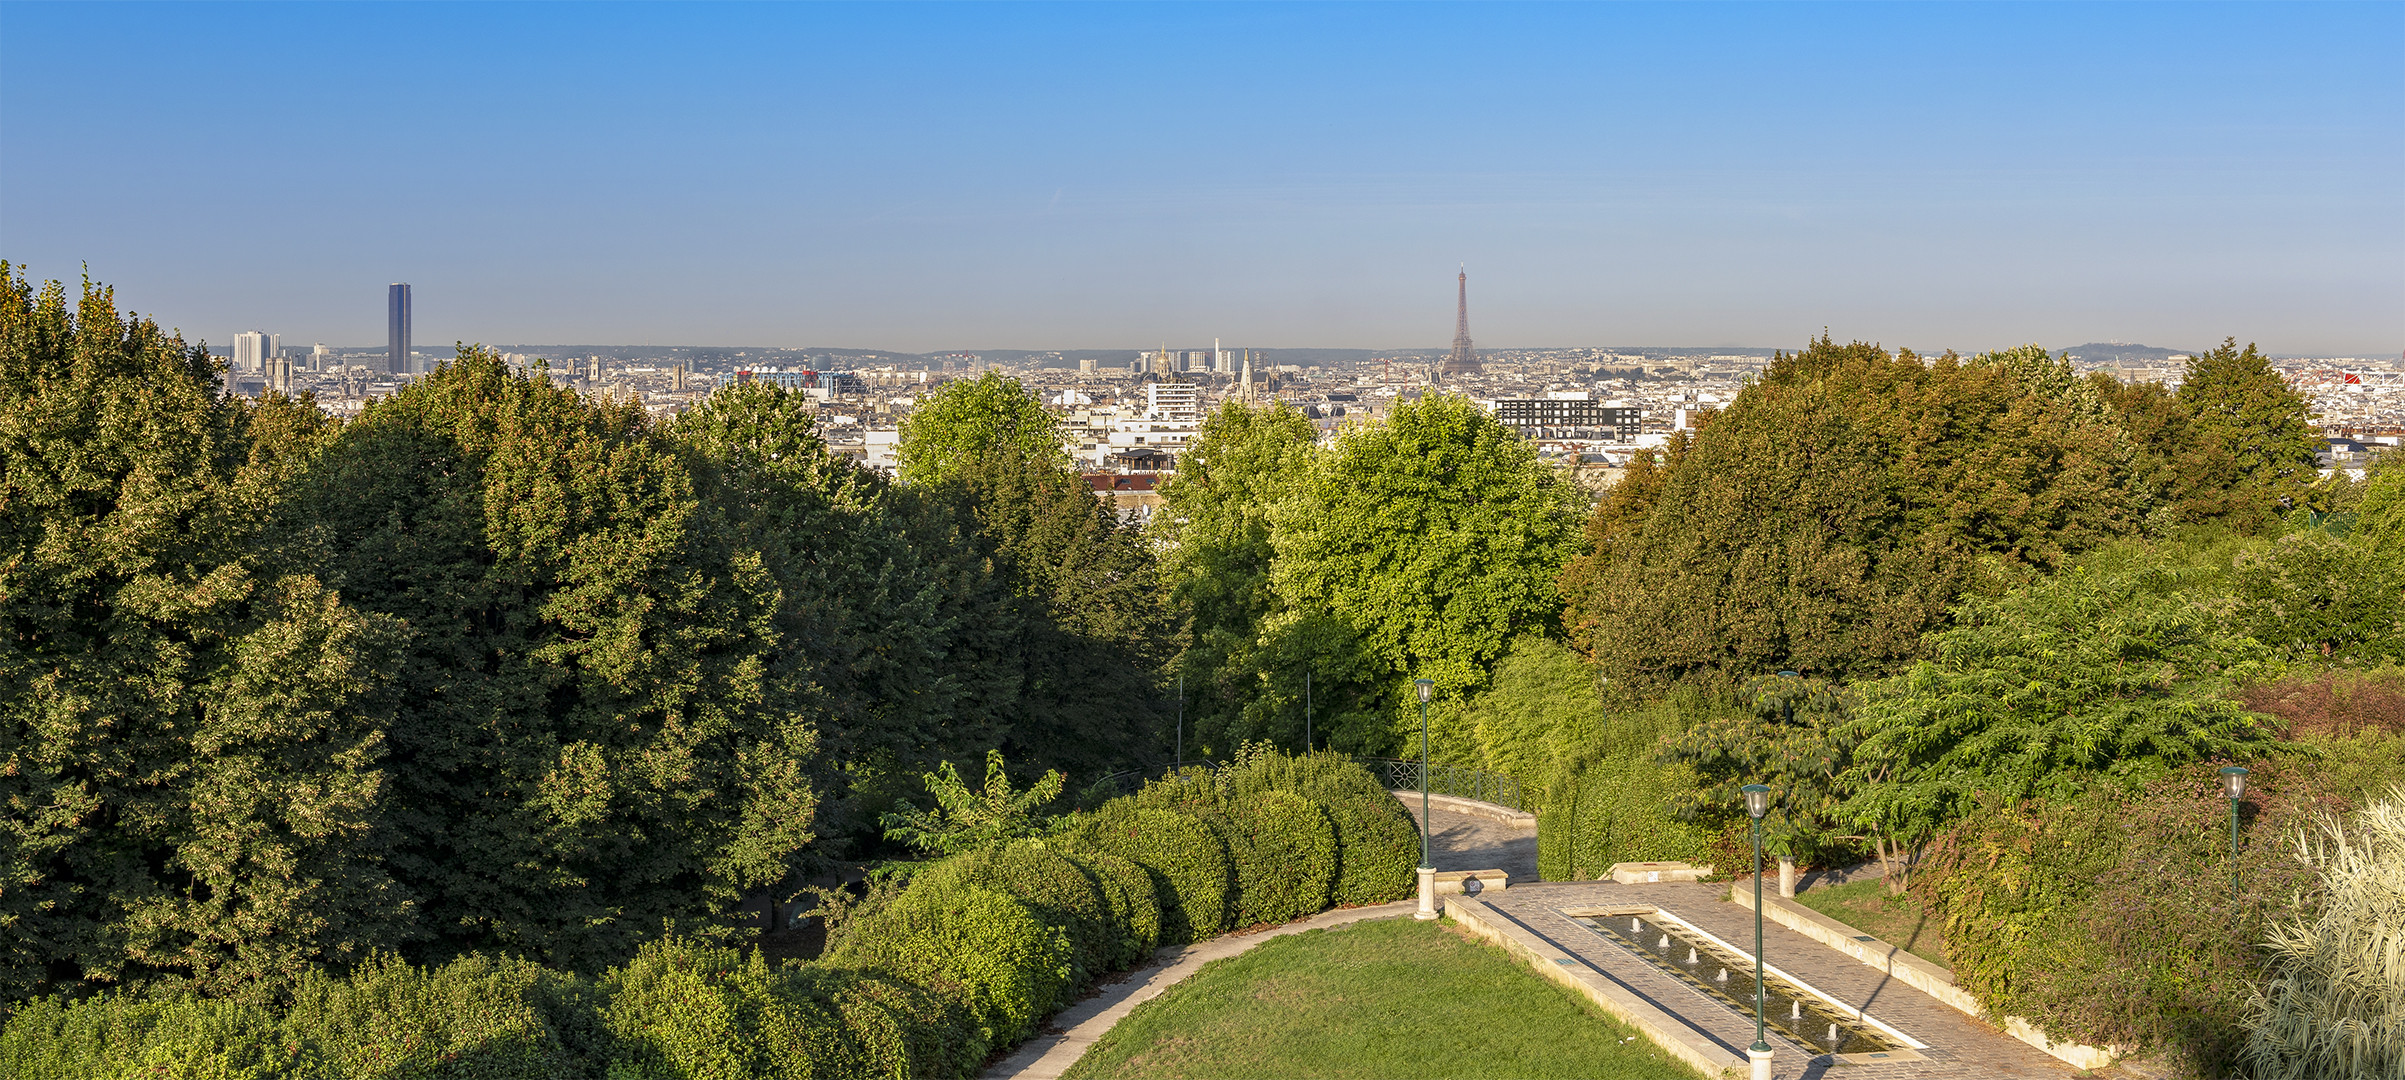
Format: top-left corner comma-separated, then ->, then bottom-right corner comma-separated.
2058,342 -> 2194,365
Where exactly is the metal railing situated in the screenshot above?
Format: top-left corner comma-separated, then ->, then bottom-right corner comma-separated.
1353,758 -> 1527,813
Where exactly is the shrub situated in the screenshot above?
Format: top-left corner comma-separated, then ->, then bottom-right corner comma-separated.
2241,787 -> 2405,1080
916,842 -> 1115,995
807,964 -> 980,1080
1221,750 -> 1416,906
1538,751 -> 1717,882
1222,790 -> 1338,926
0,993 -> 295,1079
1071,851 -> 1162,968
831,878 -> 1070,1053
1917,773 -> 2329,1076
602,937 -> 851,1080
283,951 -> 591,1077
1064,803 -> 1232,945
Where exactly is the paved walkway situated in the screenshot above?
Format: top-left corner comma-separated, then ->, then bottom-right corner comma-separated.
1481,880 -> 2084,1080
1402,796 -> 1539,881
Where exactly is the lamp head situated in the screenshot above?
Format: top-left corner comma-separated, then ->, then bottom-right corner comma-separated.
1414,678 -> 1434,704
2221,765 -> 2248,800
1742,784 -> 1771,819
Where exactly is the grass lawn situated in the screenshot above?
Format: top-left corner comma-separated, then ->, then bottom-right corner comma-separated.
1062,916 -> 1702,1080
1791,878 -> 1950,968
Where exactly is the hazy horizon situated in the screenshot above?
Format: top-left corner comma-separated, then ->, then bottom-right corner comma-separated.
4,3 -> 2398,356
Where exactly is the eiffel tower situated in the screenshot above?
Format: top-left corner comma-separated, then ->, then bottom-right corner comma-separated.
1439,266 -> 1482,378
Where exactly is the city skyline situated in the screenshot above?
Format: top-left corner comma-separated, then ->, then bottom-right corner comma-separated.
2,3 -> 2398,356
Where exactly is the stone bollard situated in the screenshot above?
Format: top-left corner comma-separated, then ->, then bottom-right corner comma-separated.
1416,865 -> 1439,920
1778,857 -> 1796,899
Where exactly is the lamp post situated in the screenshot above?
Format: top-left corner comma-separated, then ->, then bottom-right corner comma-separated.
1415,678 -> 1437,921
2221,766 -> 2248,897
1743,783 -> 1773,1080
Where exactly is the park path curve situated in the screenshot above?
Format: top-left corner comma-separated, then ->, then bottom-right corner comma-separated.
982,797 -> 1531,1080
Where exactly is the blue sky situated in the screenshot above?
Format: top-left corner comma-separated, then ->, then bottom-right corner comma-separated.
2,2 -> 2397,355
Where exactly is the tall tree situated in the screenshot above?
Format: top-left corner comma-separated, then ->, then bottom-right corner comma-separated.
895,371 -> 1066,487
669,384 -> 1018,841
1271,392 -> 1582,751
1157,401 -> 1322,753
1566,338 -> 2141,691
942,448 -> 1171,778
2176,338 -> 2321,530
0,267 -> 407,1003
272,348 -> 817,972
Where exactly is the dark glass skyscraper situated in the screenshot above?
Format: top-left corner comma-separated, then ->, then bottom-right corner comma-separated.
388,283 -> 412,375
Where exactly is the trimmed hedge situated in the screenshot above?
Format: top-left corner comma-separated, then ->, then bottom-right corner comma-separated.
0,751 -> 1413,1080
916,842 -> 1116,996
1065,803 -> 1233,944
1223,750 -> 1418,906
1074,851 -> 1163,967
831,880 -> 1070,1055
603,938 -> 976,1080
1222,790 -> 1337,926
0,993 -> 296,1079
1537,751 -> 1716,881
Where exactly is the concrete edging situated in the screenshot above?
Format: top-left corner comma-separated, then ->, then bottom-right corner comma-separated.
1446,894 -> 1743,1080
1390,790 -> 1536,828
1732,880 -> 2123,1071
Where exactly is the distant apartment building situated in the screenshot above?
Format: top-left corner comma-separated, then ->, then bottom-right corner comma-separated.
231,330 -> 272,373
739,369 -> 868,400
1144,382 -> 1200,418
388,283 -> 412,375
1492,394 -> 1641,440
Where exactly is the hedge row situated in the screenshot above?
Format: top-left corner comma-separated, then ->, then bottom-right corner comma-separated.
0,752 -> 1419,1079
1536,750 -> 1718,881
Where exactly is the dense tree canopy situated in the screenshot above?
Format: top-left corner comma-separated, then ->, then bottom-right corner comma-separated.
1272,393 -> 1583,748
1157,402 -> 1340,755
1565,338 -> 2143,690
895,371 -> 1068,487
269,349 -> 819,973
1,268 -> 406,1002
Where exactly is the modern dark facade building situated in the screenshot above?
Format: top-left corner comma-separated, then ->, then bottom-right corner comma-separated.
387,283 -> 412,375
1494,397 -> 1641,440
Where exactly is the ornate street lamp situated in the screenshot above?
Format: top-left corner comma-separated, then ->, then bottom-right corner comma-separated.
1743,783 -> 1773,1080
1416,678 -> 1437,920
2222,766 -> 2248,897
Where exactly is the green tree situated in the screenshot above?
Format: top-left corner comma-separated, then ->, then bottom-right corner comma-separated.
1839,539 -> 2284,875
2178,338 -> 2321,530
273,348 -> 817,972
938,449 -> 1171,778
669,384 -> 1019,841
1661,674 -> 1857,871
0,267 -> 407,1003
1271,393 -> 1582,750
895,371 -> 1066,487
1569,338 -> 2140,691
1158,401 -> 1324,753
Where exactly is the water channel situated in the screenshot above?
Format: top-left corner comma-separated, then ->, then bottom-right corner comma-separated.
1573,913 -> 1908,1056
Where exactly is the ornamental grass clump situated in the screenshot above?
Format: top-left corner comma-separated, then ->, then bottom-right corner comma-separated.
2241,786 -> 2405,1080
